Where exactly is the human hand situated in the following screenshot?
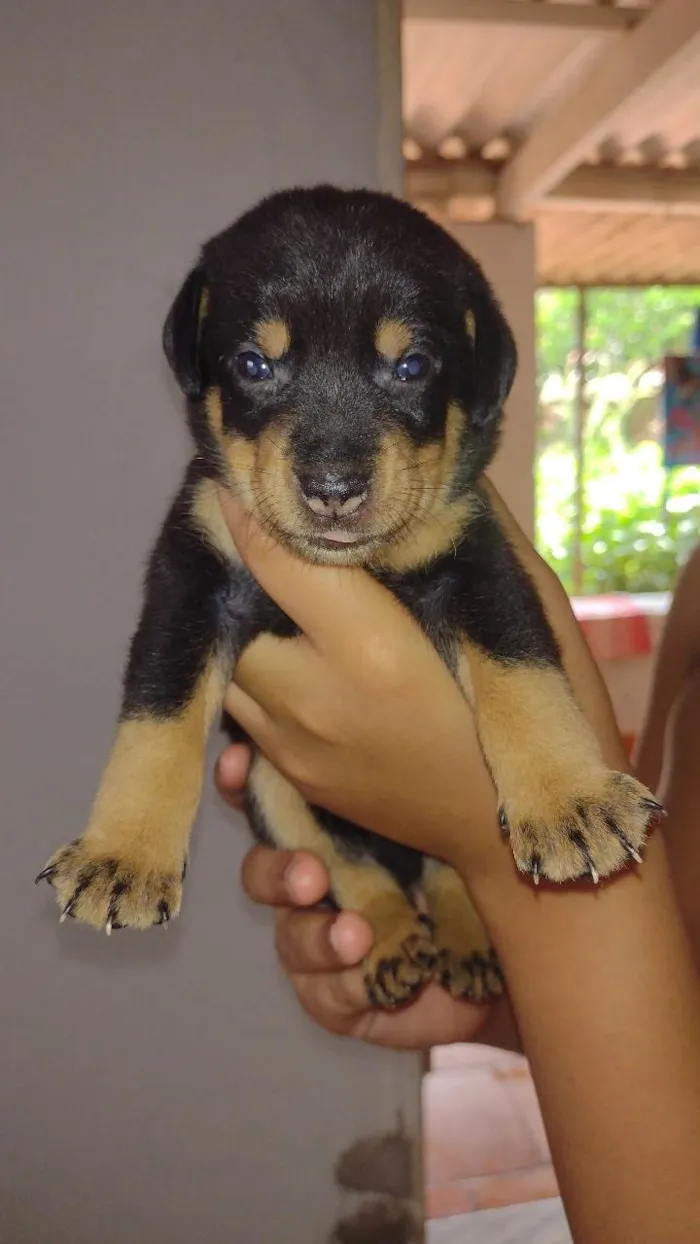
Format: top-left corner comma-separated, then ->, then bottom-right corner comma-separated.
216,486 -> 629,1044
219,486 -> 628,882
219,494 -> 506,879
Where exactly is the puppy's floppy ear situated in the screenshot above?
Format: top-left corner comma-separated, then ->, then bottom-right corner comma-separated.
465,285 -> 517,427
162,262 -> 208,400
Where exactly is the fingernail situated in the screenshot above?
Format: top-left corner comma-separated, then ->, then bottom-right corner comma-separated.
329,920 -> 353,961
284,859 -> 315,904
329,914 -> 371,965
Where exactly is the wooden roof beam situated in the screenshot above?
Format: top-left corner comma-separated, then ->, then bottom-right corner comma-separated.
403,2 -> 646,33
495,0 -> 700,218
406,159 -> 700,217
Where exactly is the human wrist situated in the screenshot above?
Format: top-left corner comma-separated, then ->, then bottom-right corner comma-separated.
442,810 -> 517,898
462,824 -> 685,982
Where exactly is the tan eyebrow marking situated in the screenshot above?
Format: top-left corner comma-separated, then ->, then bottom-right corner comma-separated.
198,287 -> 209,328
375,318 -> 413,360
253,318 -> 291,360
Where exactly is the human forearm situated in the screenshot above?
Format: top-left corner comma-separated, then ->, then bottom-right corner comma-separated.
467,497 -> 700,1238
634,653 -> 687,791
467,833 -> 700,1244
635,544 -> 700,791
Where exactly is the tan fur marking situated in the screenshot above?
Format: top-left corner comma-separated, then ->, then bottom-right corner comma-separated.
376,499 -> 473,573
43,658 -> 230,929
88,661 -> 227,865
191,476 -> 241,564
375,318 -> 413,360
422,859 -> 503,1001
204,397 -> 304,547
254,318 -> 290,360
215,414 -> 297,530
372,404 -> 473,572
438,400 -> 467,497
465,309 -> 476,342
247,755 -> 388,892
252,422 -> 298,529
463,641 -> 655,882
198,287 -> 209,330
205,386 -> 224,437
423,859 -> 485,948
464,646 -> 603,812
222,429 -> 257,508
248,755 -> 434,1004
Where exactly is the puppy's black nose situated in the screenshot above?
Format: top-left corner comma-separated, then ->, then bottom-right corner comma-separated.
298,470 -> 369,519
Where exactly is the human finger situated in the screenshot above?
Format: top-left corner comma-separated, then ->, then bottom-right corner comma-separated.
214,743 -> 252,797
275,907 -> 373,973
219,681 -> 276,751
292,975 -> 496,1048
240,845 -> 329,908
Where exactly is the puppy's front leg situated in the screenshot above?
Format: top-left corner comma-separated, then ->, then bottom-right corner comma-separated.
456,495 -> 660,885
37,494 -> 231,932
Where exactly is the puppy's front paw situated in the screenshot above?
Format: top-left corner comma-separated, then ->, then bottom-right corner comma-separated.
500,771 -> 662,885
363,910 -> 436,1009
36,836 -> 186,933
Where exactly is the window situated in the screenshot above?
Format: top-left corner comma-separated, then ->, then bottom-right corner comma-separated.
535,286 -> 700,596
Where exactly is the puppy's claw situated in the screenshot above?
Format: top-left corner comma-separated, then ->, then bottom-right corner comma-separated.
642,798 -> 667,818
35,865 -> 56,886
59,900 -> 75,923
608,821 -> 645,866
498,807 -> 509,838
530,855 -> 541,886
570,830 -> 600,886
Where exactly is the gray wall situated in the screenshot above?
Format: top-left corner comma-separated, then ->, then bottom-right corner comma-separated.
0,4 -> 420,1242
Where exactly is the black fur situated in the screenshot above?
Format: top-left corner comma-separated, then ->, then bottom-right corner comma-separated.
376,496 -> 560,668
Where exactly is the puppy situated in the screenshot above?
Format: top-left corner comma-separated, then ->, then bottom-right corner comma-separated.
37,186 -> 659,1007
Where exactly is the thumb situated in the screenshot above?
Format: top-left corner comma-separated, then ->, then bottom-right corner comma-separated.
218,489 -> 412,655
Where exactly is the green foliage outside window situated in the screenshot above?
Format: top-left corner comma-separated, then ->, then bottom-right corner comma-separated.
535,286 -> 700,595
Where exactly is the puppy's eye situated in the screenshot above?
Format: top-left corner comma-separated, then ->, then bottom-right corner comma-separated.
394,352 -> 431,382
236,350 -> 273,382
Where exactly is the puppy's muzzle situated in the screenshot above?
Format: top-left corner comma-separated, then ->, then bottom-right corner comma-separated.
296,469 -> 369,521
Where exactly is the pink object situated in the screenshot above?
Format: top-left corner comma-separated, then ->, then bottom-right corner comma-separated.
571,594 -> 652,662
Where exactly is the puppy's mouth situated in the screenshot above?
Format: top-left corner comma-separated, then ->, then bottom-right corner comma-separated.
311,529 -> 374,548
260,510 -> 399,564
302,504 -> 381,553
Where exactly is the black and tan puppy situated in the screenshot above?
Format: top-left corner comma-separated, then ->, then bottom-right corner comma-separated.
37,186 -> 660,1006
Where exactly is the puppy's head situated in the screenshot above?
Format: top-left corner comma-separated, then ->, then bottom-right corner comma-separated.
163,186 -> 516,567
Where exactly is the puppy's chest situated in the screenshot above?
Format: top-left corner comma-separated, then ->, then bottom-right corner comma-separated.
378,566 -> 465,671
215,559 -> 466,671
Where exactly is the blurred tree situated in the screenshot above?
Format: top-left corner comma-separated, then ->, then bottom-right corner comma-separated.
534,286 -> 700,594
